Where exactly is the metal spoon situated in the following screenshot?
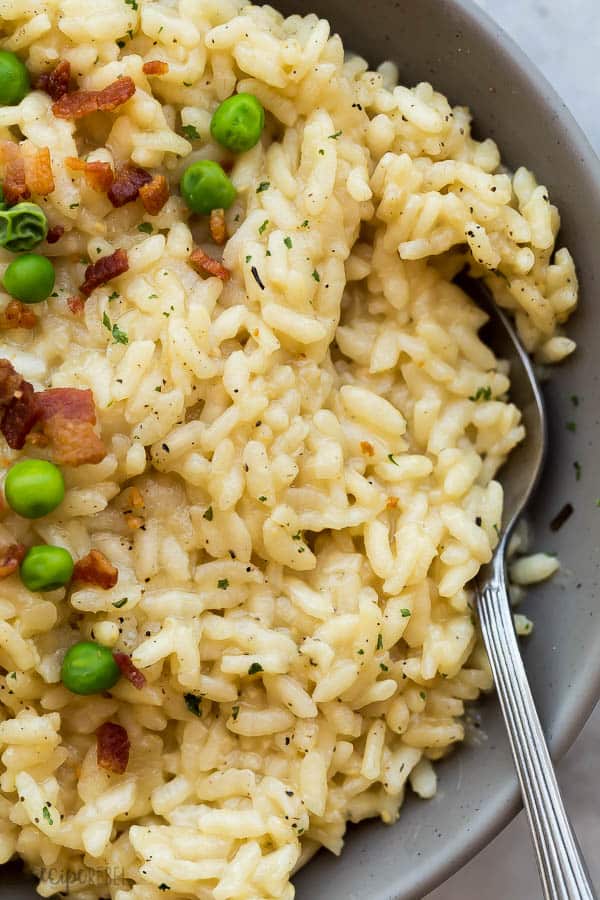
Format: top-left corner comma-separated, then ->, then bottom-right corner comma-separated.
467,279 -> 596,900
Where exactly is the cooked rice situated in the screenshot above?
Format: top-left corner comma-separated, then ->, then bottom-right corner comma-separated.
0,1 -> 577,898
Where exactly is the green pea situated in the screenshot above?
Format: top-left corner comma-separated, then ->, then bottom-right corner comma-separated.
180,160 -> 236,215
0,202 -> 48,253
3,253 -> 55,303
0,51 -> 30,107
61,641 -> 121,695
20,545 -> 74,592
210,93 -> 265,154
4,459 -> 65,519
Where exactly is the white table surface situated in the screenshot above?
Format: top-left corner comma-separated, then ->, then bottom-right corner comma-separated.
428,1 -> 600,897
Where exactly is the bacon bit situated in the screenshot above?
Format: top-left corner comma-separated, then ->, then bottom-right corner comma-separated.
1,142 -> 29,205
142,60 -> 169,76
129,486 -> 144,508
112,652 -> 146,690
139,174 -> 169,215
125,514 -> 143,530
0,360 -> 38,450
189,247 -> 230,282
386,496 -> 399,509
37,60 -> 71,101
209,207 -> 227,246
67,296 -> 84,315
52,76 -> 136,120
360,441 -> 375,457
36,387 -> 106,466
1,300 -> 37,330
46,224 -> 65,244
108,163 -> 152,208
23,147 -> 55,196
66,156 -> 114,193
0,543 -> 26,579
96,722 -> 130,775
73,549 -> 118,589
80,248 -> 129,297
84,161 -> 114,193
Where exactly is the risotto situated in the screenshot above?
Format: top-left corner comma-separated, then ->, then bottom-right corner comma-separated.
0,1 -> 578,898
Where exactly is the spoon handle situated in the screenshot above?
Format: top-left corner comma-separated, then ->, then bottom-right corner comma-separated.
477,566 -> 596,900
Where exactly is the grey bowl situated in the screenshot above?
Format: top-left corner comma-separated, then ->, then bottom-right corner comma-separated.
5,1 -> 600,899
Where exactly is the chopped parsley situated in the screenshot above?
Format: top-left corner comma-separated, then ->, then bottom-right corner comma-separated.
248,662 -> 263,675
380,663 -> 389,672
258,219 -> 269,234
102,312 -> 129,345
203,505 -> 213,521
387,453 -> 399,466
419,690 -> 426,700
256,181 -> 270,193
184,693 -> 202,716
245,255 -> 252,263
181,124 -> 200,140
284,236 -> 293,249
357,648 -> 364,655
301,220 -> 309,228
291,530 -> 302,541
328,130 -> 342,139
258,495 -> 267,502
42,806 -> 53,826
376,633 -> 383,650
400,608 -> 411,618
469,385 -> 492,402
217,578 -> 229,590
112,598 -> 128,609
138,222 -> 153,234
231,705 -> 240,720
69,202 -> 79,209
570,393 -> 580,407
311,269 -> 320,282
108,291 -> 120,300
125,0 -> 138,9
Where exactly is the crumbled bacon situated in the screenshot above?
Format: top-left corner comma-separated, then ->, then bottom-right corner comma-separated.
0,543 -> 26,579
96,722 -> 130,775
189,247 -> 230,282
209,208 -> 227,246
66,156 -> 114,193
52,76 -> 136,120
142,61 -> 169,76
36,388 -> 106,466
108,163 -> 152,208
67,296 -> 84,315
46,224 -> 65,244
0,360 -> 107,465
360,441 -> 375,456
73,549 -> 118,589
23,147 -> 55,196
1,142 -> 29,205
37,60 -> 71,102
84,161 -> 114,193
139,174 -> 169,215
0,360 -> 38,450
113,652 -> 146,690
1,301 -> 37,330
80,248 -> 129,297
